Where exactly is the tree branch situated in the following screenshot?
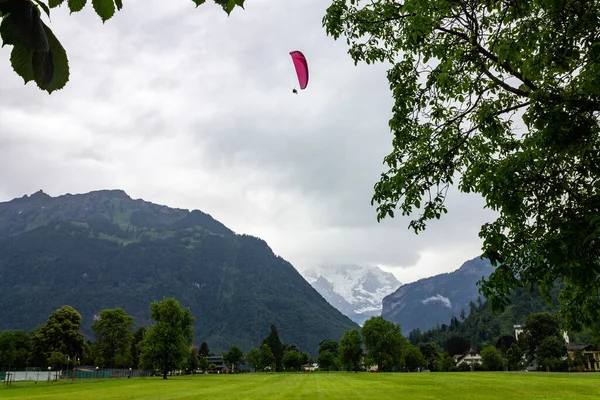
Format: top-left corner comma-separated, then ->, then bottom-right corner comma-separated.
356,14 -> 416,25
479,62 -> 531,97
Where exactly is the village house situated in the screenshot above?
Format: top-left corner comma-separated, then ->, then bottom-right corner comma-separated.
566,344 -> 600,372
453,348 -> 482,367
206,355 -> 227,373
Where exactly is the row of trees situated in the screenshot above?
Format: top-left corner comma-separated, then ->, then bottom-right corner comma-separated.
0,298 -> 198,379
299,311 -> 585,373
243,325 -> 312,372
1,300 -> 587,377
0,302 -> 319,378
410,311 -> 583,372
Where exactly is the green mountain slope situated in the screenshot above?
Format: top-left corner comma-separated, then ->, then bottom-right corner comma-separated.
0,190 -> 358,355
381,256 -> 495,335
410,283 -> 564,350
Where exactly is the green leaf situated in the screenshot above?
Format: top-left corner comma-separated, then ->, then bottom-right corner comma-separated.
32,0 -> 51,18
191,0 -> 206,7
10,43 -> 35,84
92,0 -> 115,23
0,10 -> 49,52
214,0 -> 244,15
49,0 -> 66,7
32,47 -> 53,86
67,0 -> 86,13
114,0 -> 122,10
32,22 -> 69,93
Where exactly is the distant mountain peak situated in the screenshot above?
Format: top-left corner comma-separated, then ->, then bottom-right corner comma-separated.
0,188 -> 233,238
302,264 -> 402,326
30,189 -> 50,198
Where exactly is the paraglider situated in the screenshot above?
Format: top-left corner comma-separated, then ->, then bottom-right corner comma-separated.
289,51 -> 308,94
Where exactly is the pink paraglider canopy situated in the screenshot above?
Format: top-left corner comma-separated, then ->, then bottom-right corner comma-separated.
289,51 -> 309,90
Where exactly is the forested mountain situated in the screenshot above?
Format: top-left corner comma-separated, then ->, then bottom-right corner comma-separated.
408,284 -> 565,351
0,189 -> 358,355
381,256 -> 494,335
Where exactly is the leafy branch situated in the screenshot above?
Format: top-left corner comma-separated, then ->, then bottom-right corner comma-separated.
0,0 -> 246,93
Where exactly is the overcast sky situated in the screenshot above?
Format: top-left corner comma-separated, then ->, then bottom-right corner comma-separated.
0,0 -> 497,284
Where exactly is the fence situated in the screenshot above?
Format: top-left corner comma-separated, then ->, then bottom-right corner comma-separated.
2,367 -> 152,384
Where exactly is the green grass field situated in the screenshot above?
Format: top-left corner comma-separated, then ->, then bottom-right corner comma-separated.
1,372 -> 598,400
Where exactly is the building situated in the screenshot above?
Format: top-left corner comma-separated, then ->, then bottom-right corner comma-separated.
566,344 -> 600,372
453,348 -> 482,367
513,324 -> 524,340
206,355 -> 227,373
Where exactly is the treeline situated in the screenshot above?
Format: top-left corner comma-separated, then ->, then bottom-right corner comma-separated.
3,295 -> 597,377
0,298 -> 198,379
405,287 -> 599,372
0,298 -> 319,378
408,285 -> 564,349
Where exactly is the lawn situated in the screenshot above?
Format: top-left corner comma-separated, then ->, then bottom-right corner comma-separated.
1,372 -> 598,400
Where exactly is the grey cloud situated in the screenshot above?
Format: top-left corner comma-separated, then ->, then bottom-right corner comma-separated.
0,0 -> 497,283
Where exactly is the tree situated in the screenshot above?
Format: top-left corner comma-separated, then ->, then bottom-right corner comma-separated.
361,316 -> 407,372
262,324 -> 284,372
259,343 -> 275,372
339,328 -> 363,372
449,316 -> 460,331
518,312 -> 562,364
246,348 -> 262,372
495,335 -> 517,356
419,342 -> 441,371
299,351 -> 309,367
91,308 -> 135,368
318,339 -> 339,358
48,351 -> 67,369
139,297 -> 194,379
536,336 -> 566,372
444,336 -> 470,356
223,345 -> 244,372
198,342 -> 210,358
0,0 -> 247,94
323,0 -> 600,332
317,350 -> 337,371
29,305 -> 84,366
0,330 -> 31,369
433,352 -> 454,372
404,345 -> 426,372
408,328 -> 421,345
481,345 -> 504,371
506,343 -> 524,371
186,346 -> 199,372
282,350 -> 303,372
198,354 -> 209,371
131,327 -> 146,369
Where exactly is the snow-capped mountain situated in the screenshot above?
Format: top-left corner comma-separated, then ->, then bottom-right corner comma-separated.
301,264 -> 402,326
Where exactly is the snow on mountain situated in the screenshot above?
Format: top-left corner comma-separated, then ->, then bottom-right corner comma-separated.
301,264 -> 402,326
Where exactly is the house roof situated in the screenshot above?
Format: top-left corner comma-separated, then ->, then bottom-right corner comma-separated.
567,344 -> 597,351
454,348 -> 482,362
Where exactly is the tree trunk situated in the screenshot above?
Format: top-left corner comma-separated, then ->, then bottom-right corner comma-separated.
163,369 -> 168,379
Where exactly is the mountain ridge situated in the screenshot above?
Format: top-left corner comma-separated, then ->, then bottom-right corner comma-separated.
0,189 -> 358,355
381,256 -> 494,335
